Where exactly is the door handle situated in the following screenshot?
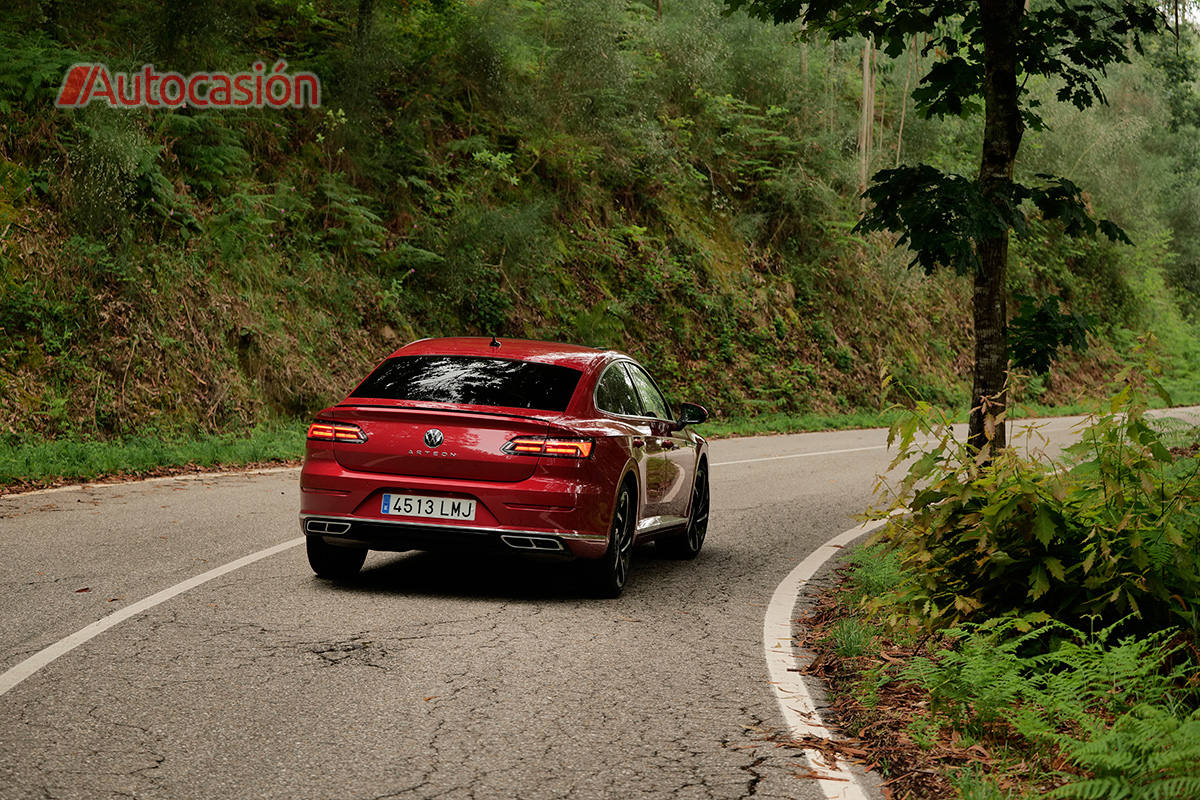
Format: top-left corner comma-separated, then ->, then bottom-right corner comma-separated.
660,439 -> 676,450
632,437 -> 646,448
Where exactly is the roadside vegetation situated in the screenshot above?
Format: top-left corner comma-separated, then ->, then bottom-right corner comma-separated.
8,391 -> 1186,490
3,0 -> 1200,482
799,364 -> 1200,798
0,424 -> 303,490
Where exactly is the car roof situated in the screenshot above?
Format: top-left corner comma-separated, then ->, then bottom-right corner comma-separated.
391,337 -> 624,371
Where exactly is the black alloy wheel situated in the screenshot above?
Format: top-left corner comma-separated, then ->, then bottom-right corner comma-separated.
588,484 -> 635,598
660,466 -> 708,560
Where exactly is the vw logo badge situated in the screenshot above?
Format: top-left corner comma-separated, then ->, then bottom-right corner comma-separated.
424,428 -> 444,448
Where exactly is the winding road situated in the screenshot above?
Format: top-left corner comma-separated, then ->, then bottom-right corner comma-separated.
2,410 -> 1195,800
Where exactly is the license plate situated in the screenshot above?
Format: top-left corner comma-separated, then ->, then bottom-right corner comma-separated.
381,493 -> 476,521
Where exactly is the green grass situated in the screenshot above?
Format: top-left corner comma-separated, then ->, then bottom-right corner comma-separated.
825,617 -> 876,658
845,543 -> 910,604
0,424 -> 305,487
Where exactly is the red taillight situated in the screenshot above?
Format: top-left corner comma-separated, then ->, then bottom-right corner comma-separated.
307,421 -> 367,443
502,436 -> 593,458
543,440 -> 593,457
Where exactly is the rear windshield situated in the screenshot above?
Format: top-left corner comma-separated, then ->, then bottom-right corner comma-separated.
350,355 -> 583,412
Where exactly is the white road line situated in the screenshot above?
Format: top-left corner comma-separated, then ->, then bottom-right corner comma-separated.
6,465 -> 301,498
0,537 -> 304,698
762,518 -> 888,800
713,444 -> 886,467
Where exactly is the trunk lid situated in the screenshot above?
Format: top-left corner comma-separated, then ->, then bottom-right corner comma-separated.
325,403 -> 550,482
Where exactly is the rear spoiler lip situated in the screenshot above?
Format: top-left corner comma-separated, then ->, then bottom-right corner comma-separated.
330,401 -> 562,425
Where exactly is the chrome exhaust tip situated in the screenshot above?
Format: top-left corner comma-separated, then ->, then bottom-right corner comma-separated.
305,519 -> 351,535
500,535 -> 565,552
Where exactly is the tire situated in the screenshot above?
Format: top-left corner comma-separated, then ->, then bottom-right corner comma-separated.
306,536 -> 367,579
659,466 -> 709,560
586,484 -> 636,598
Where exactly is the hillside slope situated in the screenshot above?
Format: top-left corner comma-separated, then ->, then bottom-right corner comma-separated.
2,0 -> 1199,445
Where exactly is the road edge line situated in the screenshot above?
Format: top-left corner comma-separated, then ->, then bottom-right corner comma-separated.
712,444 -> 887,467
0,536 -> 305,698
762,518 -> 889,800
5,465 -> 302,499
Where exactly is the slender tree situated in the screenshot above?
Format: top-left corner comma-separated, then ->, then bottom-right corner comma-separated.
725,0 -> 1167,452
859,35 -> 876,210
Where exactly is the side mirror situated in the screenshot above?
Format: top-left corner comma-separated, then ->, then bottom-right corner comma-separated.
676,402 -> 708,429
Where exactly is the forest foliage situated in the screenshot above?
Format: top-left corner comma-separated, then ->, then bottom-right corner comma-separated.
823,368 -> 1200,798
2,0 -> 1200,442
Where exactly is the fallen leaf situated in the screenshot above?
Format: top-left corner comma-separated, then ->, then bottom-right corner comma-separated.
792,768 -> 849,782
75,587 -> 90,593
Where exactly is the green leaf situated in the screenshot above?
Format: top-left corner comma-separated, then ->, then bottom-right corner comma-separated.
1043,557 -> 1065,582
1029,563 -> 1050,600
1147,376 -> 1174,406
910,452 -> 939,479
1032,506 -> 1057,547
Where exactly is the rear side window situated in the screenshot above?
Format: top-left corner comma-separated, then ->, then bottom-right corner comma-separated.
626,364 -> 672,420
351,356 -> 583,412
595,362 -> 642,417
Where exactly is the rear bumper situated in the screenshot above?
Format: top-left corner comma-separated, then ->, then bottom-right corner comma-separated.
301,515 -> 602,558
299,456 -> 612,559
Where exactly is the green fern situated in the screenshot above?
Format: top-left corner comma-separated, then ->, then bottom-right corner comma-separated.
1049,707 -> 1200,800
892,611 -> 1200,799
164,113 -> 250,196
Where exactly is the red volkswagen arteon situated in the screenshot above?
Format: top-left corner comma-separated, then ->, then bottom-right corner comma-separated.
299,337 -> 710,596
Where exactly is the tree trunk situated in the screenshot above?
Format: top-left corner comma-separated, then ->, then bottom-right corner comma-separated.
895,38 -> 916,167
355,0 -> 374,48
825,39 -> 835,134
858,36 -> 875,212
969,0 -> 1025,453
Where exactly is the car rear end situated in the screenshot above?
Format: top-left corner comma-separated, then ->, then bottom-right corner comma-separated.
300,345 -> 616,561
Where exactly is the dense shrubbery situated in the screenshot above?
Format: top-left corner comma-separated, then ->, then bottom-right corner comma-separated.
832,379 -> 1200,796
873,358 -> 1200,635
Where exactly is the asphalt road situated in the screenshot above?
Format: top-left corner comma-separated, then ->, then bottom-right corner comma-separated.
1,409 -> 1196,800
